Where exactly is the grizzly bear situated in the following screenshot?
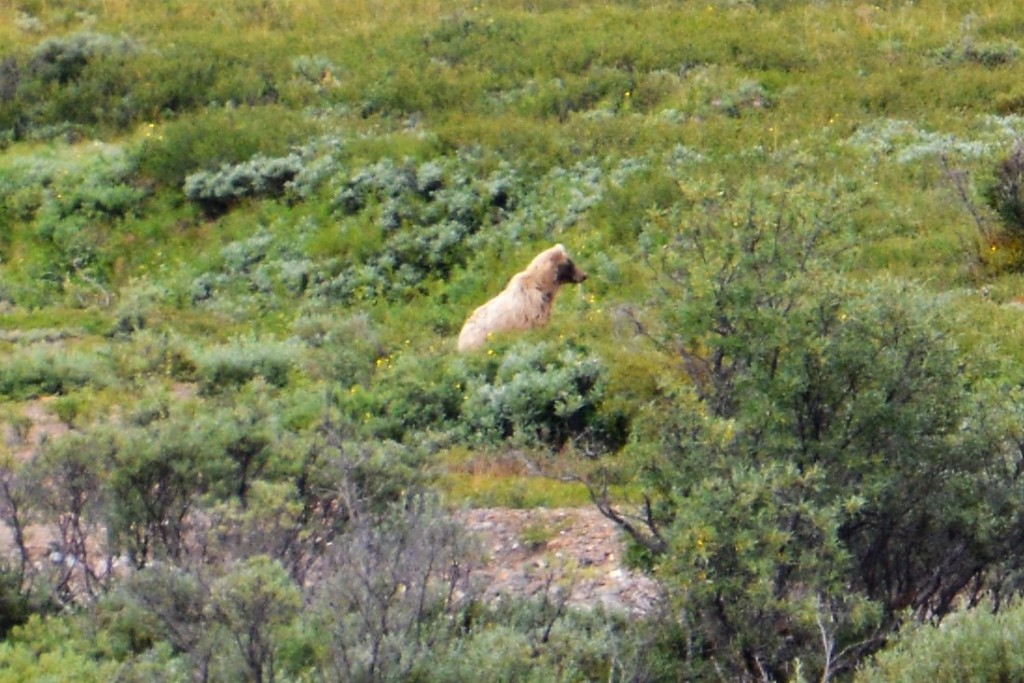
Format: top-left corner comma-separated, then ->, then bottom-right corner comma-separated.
457,244 -> 587,352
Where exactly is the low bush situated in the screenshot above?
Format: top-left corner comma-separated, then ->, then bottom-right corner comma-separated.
0,31 -> 140,136
291,312 -> 383,386
0,347 -> 110,399
461,342 -> 628,453
27,32 -> 138,86
135,106 -> 316,191
192,337 -> 299,393
316,156 -> 521,302
184,152 -> 305,216
857,602 -> 1024,682
344,341 -> 628,454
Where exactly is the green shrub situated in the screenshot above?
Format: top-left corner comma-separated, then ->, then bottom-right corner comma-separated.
114,329 -> 197,382
0,31 -> 139,135
461,342 -> 627,453
111,282 -> 167,337
344,350 -> 469,442
189,225 -> 317,305
0,347 -> 109,399
606,178 -> 1024,680
192,337 -> 298,392
342,340 -> 627,453
0,615 -> 116,683
291,312 -> 383,386
27,32 -> 138,85
857,602 -> 1024,683
183,152 -> 304,216
935,21 -> 1021,68
0,567 -> 50,641
206,556 -> 302,683
135,106 -> 316,190
316,156 -> 520,303
985,143 -> 1024,237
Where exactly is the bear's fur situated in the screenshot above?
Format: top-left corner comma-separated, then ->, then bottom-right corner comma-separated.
457,244 -> 587,352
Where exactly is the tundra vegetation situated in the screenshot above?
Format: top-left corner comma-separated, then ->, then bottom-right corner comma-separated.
4,0 -> 1024,680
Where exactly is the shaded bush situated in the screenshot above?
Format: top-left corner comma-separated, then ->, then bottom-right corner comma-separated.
0,32 -> 140,136
985,143 -> 1024,237
184,152 -> 304,216
28,32 -> 138,86
936,35 -> 1021,67
0,568 -> 51,641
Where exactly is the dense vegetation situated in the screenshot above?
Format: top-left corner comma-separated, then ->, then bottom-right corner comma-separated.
4,0 -> 1024,680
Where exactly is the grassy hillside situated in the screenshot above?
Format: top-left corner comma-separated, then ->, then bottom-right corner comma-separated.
4,0 -> 1024,680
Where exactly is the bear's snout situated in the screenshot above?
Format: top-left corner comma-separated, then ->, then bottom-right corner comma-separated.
557,259 -> 587,285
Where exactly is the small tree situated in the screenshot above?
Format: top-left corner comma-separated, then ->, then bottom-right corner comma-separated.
307,495 -> 477,682
207,556 -> 302,683
105,419 -> 212,567
597,179 -> 1024,680
25,432 -> 115,603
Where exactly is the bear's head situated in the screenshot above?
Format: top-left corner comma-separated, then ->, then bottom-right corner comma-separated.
547,244 -> 588,285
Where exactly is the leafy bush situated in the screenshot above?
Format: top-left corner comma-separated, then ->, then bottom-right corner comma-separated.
0,615 -> 116,682
27,32 -> 138,85
0,568 -> 50,641
192,337 -> 298,393
344,341 -> 627,453
104,418 -> 218,566
600,178 -> 1024,680
0,31 -> 140,136
135,106 -> 316,190
461,342 -> 627,453
935,18 -> 1021,68
183,152 -> 304,216
316,156 -> 520,302
985,143 -> 1024,237
206,556 -> 302,683
291,313 -> 383,386
343,351 -> 470,443
0,142 -> 145,302
857,602 -> 1024,683
189,225 -> 319,306
0,347 -> 110,399
303,496 -> 476,682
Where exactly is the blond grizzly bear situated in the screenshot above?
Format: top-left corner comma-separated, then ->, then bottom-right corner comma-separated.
457,244 -> 587,352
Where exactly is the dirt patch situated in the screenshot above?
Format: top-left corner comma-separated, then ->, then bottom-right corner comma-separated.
462,506 -> 660,615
